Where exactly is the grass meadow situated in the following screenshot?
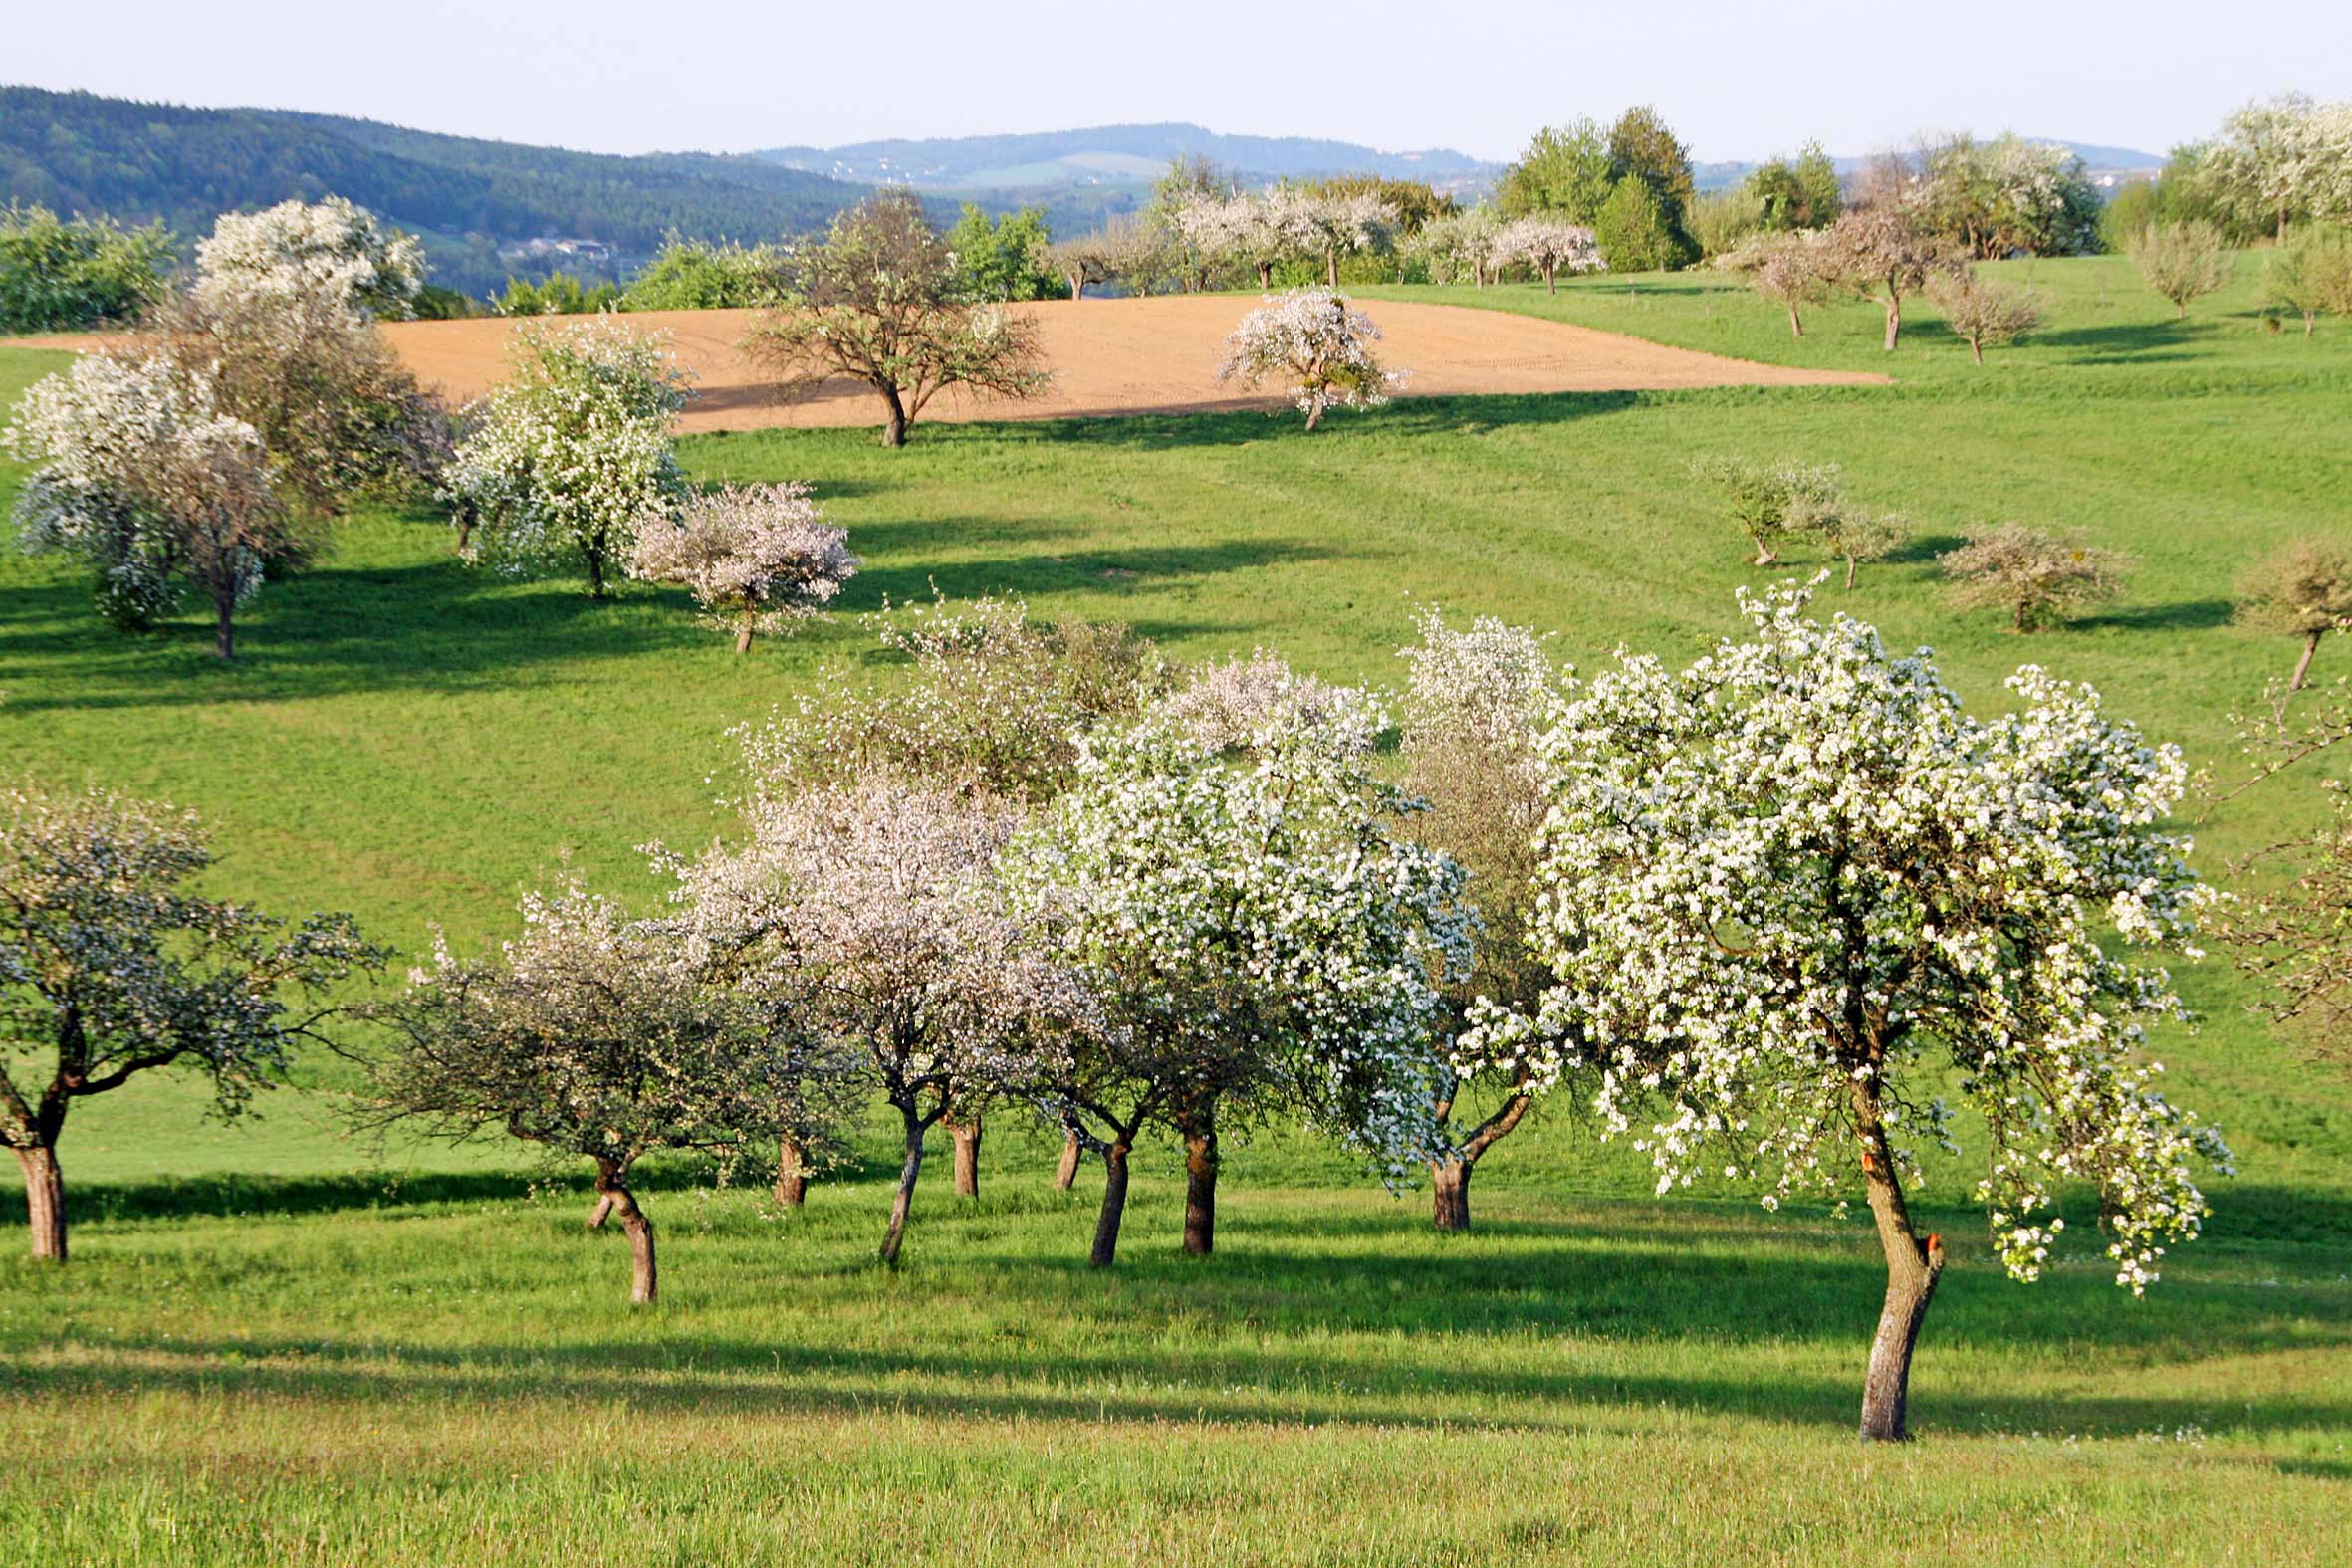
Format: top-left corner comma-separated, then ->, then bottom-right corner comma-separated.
2,253 -> 2349,1563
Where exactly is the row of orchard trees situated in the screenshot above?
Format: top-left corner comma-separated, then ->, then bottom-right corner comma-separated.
19,576 -> 2350,1442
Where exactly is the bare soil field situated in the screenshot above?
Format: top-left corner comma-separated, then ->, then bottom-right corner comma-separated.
10,297 -> 1886,433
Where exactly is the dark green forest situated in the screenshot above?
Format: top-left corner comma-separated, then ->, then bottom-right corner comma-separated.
0,87 -> 880,296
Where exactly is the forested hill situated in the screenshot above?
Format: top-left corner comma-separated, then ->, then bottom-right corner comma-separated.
0,87 -> 874,295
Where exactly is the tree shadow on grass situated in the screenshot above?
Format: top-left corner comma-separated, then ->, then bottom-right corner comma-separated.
0,520 -> 1317,713
2077,598 -> 2234,632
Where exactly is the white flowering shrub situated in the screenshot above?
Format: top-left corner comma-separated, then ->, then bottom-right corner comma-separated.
194,196 -> 425,320
443,316 -> 691,596
6,350 -> 294,654
1492,215 -> 1603,293
1161,649 -> 1380,756
1217,288 -> 1407,431
1483,580 -> 2228,1438
2204,94 -> 2352,235
1003,706 -> 1471,1264
628,482 -> 857,652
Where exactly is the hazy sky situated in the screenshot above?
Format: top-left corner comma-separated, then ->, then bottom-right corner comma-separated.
9,2 -> 2348,163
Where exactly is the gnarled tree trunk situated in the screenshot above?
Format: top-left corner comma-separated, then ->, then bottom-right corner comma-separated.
592,1161 -> 656,1305
1881,293 -> 1903,351
1089,1139 -> 1133,1268
16,1145 -> 66,1262
948,1116 -> 982,1199
213,595 -> 237,660
1181,1119 -> 1218,1256
878,386 -> 910,448
1853,1080 -> 1944,1441
1430,1081 -> 1533,1233
878,1118 -> 925,1267
587,1194 -> 614,1229
775,1132 -> 808,1209
1053,1126 -> 1081,1191
1788,304 -> 1805,338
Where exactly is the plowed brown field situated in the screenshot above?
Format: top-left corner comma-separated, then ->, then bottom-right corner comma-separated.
14,297 -> 1887,433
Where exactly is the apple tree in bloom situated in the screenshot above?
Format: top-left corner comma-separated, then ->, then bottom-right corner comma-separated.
628,481 -> 859,653
443,316 -> 692,597
1217,288 -> 1407,432
1493,216 -> 1603,294
1716,229 -> 1835,337
1818,205 -> 1959,350
366,882 -> 846,1303
193,196 -> 425,321
1,784 -> 381,1260
1481,581 -> 2228,1441
1409,208 -> 1504,288
1397,609 -> 1571,1231
1688,454 -> 1845,567
679,774 -> 1079,1264
1003,698 -> 1471,1266
6,351 -> 295,656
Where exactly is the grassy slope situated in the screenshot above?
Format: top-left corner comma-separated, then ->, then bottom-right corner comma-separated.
2,255 -> 2348,1563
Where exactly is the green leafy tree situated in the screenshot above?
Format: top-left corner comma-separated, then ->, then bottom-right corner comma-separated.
942,204 -> 1060,303
1593,177 -> 1679,273
619,238 -> 790,310
1606,106 -> 1698,258
1497,119 -> 1616,222
0,203 -> 172,333
1748,142 -> 1843,231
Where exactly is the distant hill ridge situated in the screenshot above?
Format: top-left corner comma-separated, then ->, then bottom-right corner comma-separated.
758,121 -> 1505,193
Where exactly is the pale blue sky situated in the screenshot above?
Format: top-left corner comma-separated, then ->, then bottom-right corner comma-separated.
8,2 -> 2347,163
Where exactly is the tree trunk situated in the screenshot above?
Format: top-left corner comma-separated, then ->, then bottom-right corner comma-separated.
587,1194 -> 614,1229
1753,540 -> 1779,567
878,1120 -> 924,1267
1067,272 -> 1084,302
1303,405 -> 1325,433
1181,1122 -> 1218,1256
948,1116 -> 982,1199
1325,249 -> 1339,288
1053,1127 -> 1081,1192
1853,1083 -> 1945,1442
2291,630 -> 2323,691
587,548 -> 608,601
1545,265 -> 1558,296
879,387 -> 909,448
1430,1159 -> 1472,1232
16,1144 -> 65,1262
734,622 -> 756,655
1257,262 -> 1273,288
1845,553 -> 1860,590
593,1163 -> 656,1305
2176,300 -> 2187,320
1788,304 -> 1805,338
1970,338 -> 1985,366
213,594 -> 237,660
774,1132 -> 807,1209
1881,295 -> 1902,351
1089,1140 -> 1132,1268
